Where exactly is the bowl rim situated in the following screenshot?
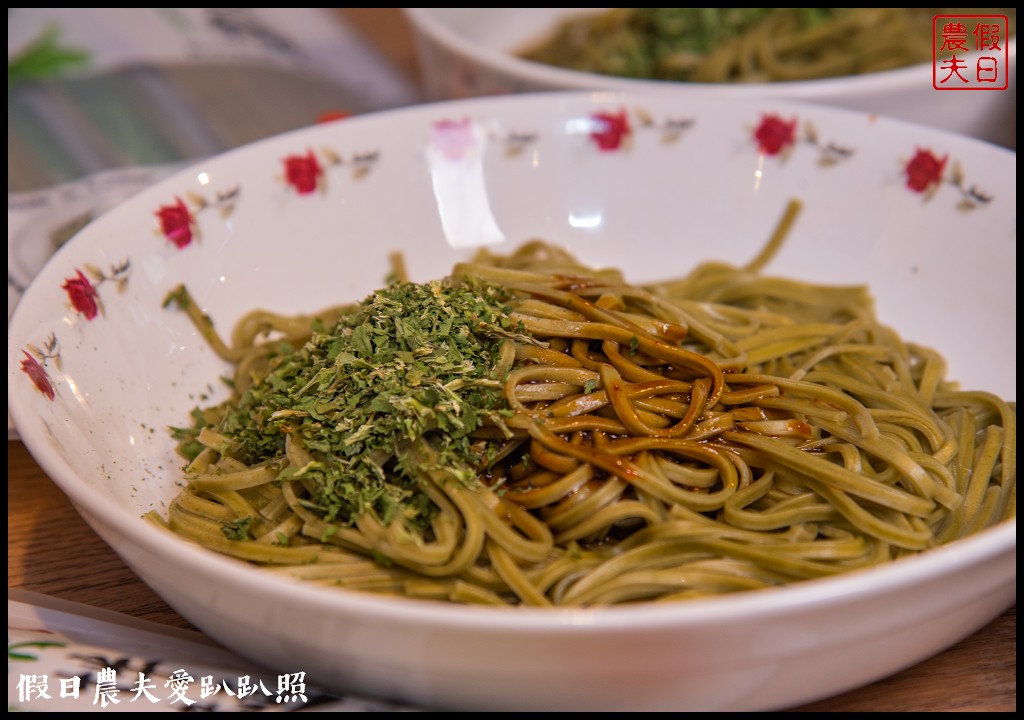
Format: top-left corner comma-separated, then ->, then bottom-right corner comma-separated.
8,87 -> 1017,630
402,7 -> 1018,99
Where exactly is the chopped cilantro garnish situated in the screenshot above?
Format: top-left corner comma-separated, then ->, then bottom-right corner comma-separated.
221,516 -> 254,541
186,277 -> 525,532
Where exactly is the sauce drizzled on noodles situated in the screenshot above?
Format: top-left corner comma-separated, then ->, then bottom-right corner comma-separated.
153,200 -> 1016,607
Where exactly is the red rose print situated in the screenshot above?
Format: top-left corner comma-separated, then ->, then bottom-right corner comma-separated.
155,197 -> 195,249
283,150 -> 323,194
905,148 -> 948,193
21,351 -> 55,401
590,109 -> 632,151
62,269 -> 99,320
754,114 -> 798,155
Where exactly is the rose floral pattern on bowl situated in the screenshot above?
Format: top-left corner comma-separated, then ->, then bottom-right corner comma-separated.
154,188 -> 240,250
61,261 -> 131,320
902,147 -> 994,210
752,113 -> 855,165
280,146 -> 380,195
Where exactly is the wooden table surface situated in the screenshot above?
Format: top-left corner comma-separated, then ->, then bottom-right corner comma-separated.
8,8 -> 1016,713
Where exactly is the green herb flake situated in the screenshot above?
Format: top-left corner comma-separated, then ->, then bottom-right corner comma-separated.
197,277 -> 520,533
221,516 -> 254,541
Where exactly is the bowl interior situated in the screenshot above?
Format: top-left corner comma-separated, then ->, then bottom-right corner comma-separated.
7,90 -> 1016,710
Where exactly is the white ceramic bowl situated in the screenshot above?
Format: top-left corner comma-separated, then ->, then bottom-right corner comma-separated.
7,91 -> 1016,712
404,8 -> 1018,149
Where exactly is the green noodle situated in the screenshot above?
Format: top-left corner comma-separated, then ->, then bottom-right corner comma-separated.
518,8 -> 1017,83
151,200 -> 1016,607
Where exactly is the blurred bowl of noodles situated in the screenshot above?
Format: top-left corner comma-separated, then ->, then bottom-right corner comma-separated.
7,89 -> 1016,711
404,8 -> 1017,148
